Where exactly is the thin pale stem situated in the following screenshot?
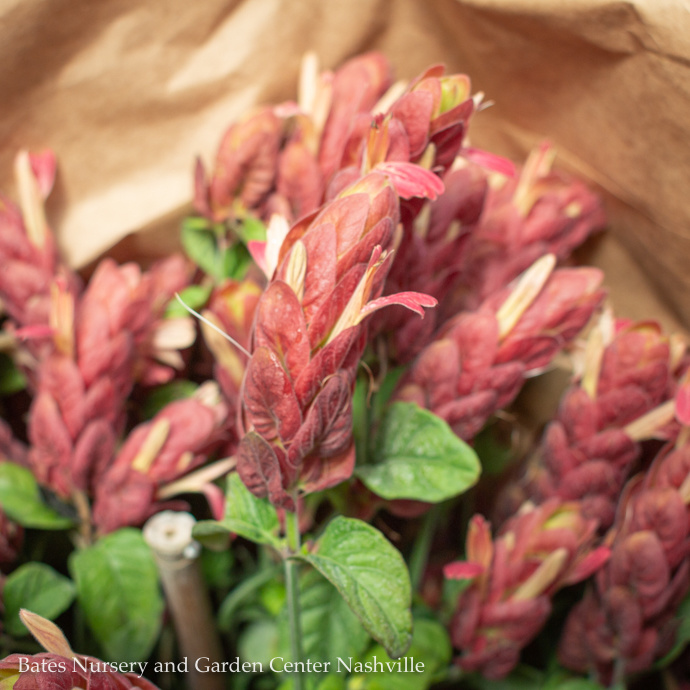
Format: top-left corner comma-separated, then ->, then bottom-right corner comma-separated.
71,489 -> 93,549
284,502 -> 304,690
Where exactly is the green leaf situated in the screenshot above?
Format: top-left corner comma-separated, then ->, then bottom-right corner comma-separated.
141,380 -> 198,419
3,563 -> 76,637
183,216 -> 214,232
299,571 -> 370,664
347,618 -> 451,690
193,473 -> 281,549
279,569 -> 370,670
164,285 -> 212,318
200,547 -> 234,589
318,677 -> 346,690
181,219 -> 223,279
0,671 -> 21,689
223,242 -> 253,280
191,521 -> 232,551
260,579 -> 287,617
301,517 -> 412,659
238,619 -> 281,670
0,462 -> 74,529
357,402 -> 480,502
69,528 -> 163,662
236,215 -> 267,243
0,353 -> 27,394
441,576 -> 473,622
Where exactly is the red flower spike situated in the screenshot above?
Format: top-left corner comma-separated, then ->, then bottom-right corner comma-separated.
0,150 -> 70,370
502,318 -> 684,531
446,500 -> 607,679
196,53 -> 483,285
234,172 -> 436,505
559,430 -> 690,683
452,142 -> 606,310
91,392 -> 227,534
318,53 -> 393,184
395,260 -> 603,442
204,108 -> 282,222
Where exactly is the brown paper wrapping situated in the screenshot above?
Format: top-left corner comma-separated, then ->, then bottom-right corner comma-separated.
1,0 -> 688,329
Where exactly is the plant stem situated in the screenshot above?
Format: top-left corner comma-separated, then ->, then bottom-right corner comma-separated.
71,489 -> 93,549
284,504 -> 304,690
409,503 -> 442,592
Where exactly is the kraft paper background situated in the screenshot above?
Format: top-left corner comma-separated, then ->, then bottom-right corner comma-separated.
1,0 -> 688,331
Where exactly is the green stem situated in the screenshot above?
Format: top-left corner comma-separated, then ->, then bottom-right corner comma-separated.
409,503 -> 442,592
286,505 -> 301,555
285,504 -> 304,690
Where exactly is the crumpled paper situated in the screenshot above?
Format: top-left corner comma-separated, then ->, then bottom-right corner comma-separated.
1,0 -> 688,329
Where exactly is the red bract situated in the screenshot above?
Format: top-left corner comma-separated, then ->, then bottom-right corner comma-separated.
378,161 -> 487,362
505,319 -> 685,530
194,53 -> 486,231
383,64 -> 480,177
235,173 -> 436,509
77,257 -> 194,388
0,151 -> 79,366
325,63 -> 479,206
559,435 -> 690,683
445,499 -> 609,679
396,256 -> 605,441
0,149 -> 224,536
456,141 -> 606,309
200,278 -> 263,452
91,388 -> 228,534
0,611 -> 160,689
27,256 -> 195,503
315,52 -> 393,185
270,131 -> 324,221
377,143 -> 603,364
195,108 -> 283,223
